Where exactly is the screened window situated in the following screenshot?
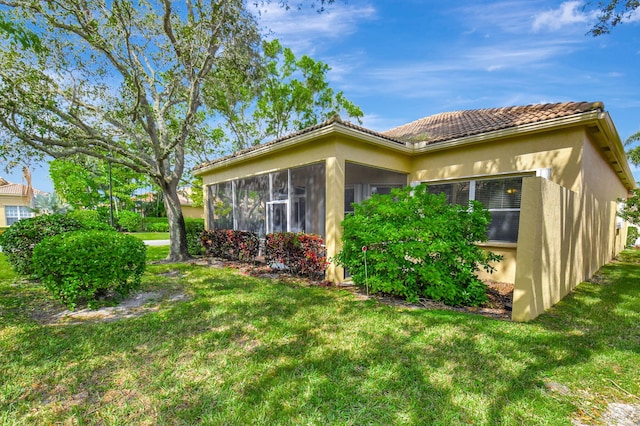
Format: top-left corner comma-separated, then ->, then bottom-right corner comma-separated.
208,162 -> 325,237
427,177 -> 523,243
5,206 -> 34,226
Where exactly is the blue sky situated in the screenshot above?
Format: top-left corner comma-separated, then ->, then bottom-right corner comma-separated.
5,0 -> 640,191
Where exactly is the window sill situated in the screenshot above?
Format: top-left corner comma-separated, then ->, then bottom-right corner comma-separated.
477,241 -> 517,249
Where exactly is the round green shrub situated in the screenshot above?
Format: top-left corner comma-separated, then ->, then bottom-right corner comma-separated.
32,230 -> 146,309
143,217 -> 169,232
0,214 -> 84,275
335,184 -> 501,306
116,210 -> 143,232
67,209 -> 113,230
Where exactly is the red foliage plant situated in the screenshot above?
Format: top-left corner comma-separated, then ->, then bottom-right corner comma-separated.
265,232 -> 328,279
201,229 -> 260,262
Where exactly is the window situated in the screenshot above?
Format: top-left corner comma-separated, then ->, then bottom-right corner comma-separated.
345,184 -> 404,215
427,177 -> 523,243
5,206 -> 34,226
209,162 -> 325,237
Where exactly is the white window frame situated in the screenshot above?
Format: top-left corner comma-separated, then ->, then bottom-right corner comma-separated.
5,205 -> 34,226
422,174 -> 529,243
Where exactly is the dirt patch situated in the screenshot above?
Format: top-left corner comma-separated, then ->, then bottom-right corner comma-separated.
601,403 -> 640,426
340,281 -> 513,320
547,378 -> 640,425
35,291 -> 191,326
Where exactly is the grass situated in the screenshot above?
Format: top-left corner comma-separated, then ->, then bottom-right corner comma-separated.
1,248 -> 639,425
127,232 -> 170,240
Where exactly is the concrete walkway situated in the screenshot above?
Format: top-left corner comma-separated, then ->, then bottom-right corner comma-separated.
143,240 -> 170,246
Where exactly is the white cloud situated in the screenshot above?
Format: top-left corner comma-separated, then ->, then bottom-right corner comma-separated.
360,113 -> 405,132
532,1 -> 593,32
455,1 -> 541,34
254,3 -> 377,53
625,9 -> 640,23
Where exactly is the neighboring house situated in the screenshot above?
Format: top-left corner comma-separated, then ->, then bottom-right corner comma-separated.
194,101 -> 635,321
178,188 -> 204,219
136,189 -> 204,219
0,177 -> 46,228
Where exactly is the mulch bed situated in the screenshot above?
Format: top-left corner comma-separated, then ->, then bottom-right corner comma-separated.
196,257 -> 514,320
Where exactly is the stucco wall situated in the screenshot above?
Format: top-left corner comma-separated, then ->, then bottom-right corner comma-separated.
512,177 -> 622,321
476,243 -> 517,284
410,128 -> 584,193
581,135 -> 628,258
181,205 -> 204,219
0,195 -> 31,228
201,135 -> 411,187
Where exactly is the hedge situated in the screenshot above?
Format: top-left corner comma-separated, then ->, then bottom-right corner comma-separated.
33,230 -> 146,309
265,232 -> 327,279
201,229 -> 259,261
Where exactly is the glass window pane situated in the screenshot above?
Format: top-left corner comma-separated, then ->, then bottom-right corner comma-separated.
487,211 -> 520,243
344,186 -> 355,214
475,178 -> 522,209
18,206 -> 33,217
428,182 -> 469,205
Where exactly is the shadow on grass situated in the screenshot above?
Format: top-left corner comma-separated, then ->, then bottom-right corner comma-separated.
1,251 -> 639,424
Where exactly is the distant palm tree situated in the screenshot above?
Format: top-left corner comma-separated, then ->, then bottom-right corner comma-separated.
29,193 -> 72,215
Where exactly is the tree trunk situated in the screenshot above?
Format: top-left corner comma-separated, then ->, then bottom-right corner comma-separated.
159,180 -> 192,262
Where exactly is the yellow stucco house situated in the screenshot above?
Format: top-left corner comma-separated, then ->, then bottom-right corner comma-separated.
194,101 -> 635,321
0,177 -> 46,229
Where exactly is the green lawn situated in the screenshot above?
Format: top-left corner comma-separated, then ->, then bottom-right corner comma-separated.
127,232 -> 170,240
1,248 -> 639,425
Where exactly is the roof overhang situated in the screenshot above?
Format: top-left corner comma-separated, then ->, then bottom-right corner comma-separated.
410,110 -> 635,191
194,121 -> 412,176
195,110 -> 636,191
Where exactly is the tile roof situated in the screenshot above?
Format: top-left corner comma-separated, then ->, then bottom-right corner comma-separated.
382,101 -> 604,144
0,179 -> 47,196
194,101 -> 605,172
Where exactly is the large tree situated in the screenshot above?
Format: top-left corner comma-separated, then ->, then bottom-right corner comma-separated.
49,157 -> 148,212
204,38 -> 363,151
0,0 -> 262,261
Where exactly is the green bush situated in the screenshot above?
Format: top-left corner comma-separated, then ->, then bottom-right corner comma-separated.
185,219 -> 205,255
116,210 -> 143,232
32,230 -> 146,309
96,206 -> 113,225
335,184 -> 501,306
67,209 -> 113,231
0,214 -> 84,275
627,226 -> 638,248
143,217 -> 169,232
